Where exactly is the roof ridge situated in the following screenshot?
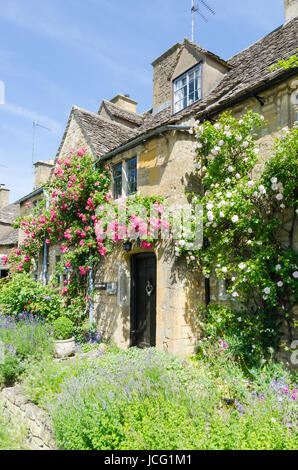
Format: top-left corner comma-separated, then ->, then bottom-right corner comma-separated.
227,22 -> 285,63
74,105 -> 137,129
101,99 -> 143,118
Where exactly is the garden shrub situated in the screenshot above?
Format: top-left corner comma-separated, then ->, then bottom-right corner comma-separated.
0,273 -> 63,322
30,348 -> 297,450
0,314 -> 53,387
196,303 -> 279,366
53,317 -> 74,340
73,320 -> 102,344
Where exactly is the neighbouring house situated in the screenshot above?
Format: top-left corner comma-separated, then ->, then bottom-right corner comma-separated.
10,1 -> 298,361
0,185 -> 19,279
15,159 -> 55,281
0,160 -> 54,281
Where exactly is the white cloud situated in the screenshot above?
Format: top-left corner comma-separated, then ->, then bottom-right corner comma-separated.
0,0 -> 151,85
0,103 -> 63,135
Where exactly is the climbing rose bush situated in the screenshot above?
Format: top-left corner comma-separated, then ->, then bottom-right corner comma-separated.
177,111 -> 298,356
3,149 -> 170,312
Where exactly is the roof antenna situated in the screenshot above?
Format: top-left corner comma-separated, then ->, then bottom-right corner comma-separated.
32,121 -> 51,168
191,0 -> 215,42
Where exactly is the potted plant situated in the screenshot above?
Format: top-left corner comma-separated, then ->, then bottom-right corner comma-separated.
52,317 -> 75,358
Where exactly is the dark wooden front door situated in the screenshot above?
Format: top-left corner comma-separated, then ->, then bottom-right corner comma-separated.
131,253 -> 156,348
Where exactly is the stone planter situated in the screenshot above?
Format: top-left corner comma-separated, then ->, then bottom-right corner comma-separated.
53,337 -> 75,358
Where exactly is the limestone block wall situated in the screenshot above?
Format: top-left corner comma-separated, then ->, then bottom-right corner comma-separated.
93,240 -> 204,356
57,114 -> 91,160
0,385 -> 56,450
152,43 -> 181,111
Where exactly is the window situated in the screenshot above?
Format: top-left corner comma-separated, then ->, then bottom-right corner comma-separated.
173,64 -> 202,113
126,157 -> 137,195
113,163 -> 122,199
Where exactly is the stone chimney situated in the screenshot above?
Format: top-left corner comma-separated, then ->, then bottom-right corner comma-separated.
33,159 -> 54,190
151,43 -> 181,114
284,0 -> 298,21
110,94 -> 138,113
0,184 -> 9,209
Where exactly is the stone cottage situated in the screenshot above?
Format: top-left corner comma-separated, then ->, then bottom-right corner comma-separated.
8,1 -> 298,359
0,185 -> 19,279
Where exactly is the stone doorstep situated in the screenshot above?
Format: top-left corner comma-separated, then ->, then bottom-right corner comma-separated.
0,385 -> 56,450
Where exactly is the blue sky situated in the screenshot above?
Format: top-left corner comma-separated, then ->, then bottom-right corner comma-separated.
0,0 -> 285,202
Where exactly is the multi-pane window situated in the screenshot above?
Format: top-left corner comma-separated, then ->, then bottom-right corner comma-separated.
127,157 -> 137,195
173,64 -> 202,113
113,163 -> 123,199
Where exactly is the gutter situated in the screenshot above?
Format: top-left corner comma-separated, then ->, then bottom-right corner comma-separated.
96,125 -> 192,164
198,68 -> 298,121
14,187 -> 43,205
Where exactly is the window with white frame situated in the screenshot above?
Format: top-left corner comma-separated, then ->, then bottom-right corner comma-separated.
173,64 -> 202,113
113,162 -> 123,199
126,157 -> 137,195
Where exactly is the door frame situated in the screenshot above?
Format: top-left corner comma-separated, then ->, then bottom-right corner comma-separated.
130,252 -> 156,348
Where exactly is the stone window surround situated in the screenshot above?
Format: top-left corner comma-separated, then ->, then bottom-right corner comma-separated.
111,154 -> 139,201
172,62 -> 202,114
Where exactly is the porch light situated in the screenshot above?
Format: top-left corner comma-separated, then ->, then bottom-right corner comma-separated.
123,240 -> 132,253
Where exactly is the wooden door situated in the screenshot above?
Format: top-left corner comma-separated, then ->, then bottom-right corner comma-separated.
131,253 -> 156,347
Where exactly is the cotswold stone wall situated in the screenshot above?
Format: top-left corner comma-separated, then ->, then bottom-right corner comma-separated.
152,43 -> 181,111
92,77 -> 297,360
0,385 -> 56,450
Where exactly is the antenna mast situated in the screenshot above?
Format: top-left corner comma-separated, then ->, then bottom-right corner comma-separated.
191,0 -> 215,42
32,121 -> 51,168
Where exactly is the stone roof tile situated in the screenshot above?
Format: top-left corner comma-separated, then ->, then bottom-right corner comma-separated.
99,100 -> 144,126
0,204 -> 20,225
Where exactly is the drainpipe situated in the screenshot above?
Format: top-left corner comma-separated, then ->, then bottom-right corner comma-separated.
43,189 -> 49,285
203,145 -> 210,306
89,255 -> 93,324
88,161 -> 97,324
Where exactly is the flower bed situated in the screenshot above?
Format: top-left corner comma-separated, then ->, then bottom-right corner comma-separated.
22,347 -> 298,450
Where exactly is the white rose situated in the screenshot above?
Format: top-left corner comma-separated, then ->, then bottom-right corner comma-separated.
207,211 -> 214,221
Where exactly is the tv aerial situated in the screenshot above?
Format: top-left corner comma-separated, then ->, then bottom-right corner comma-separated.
191,0 -> 215,42
32,121 -> 51,167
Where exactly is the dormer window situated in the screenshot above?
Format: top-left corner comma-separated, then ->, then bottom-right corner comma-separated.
173,63 -> 202,113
